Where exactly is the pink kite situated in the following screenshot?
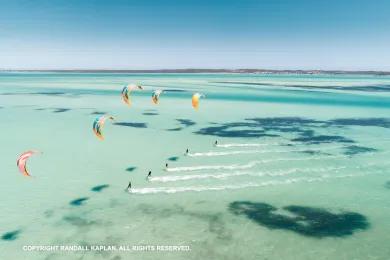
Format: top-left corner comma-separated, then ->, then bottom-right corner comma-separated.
17,150 -> 39,177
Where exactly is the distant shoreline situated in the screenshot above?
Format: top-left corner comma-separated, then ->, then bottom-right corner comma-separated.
1,69 -> 390,75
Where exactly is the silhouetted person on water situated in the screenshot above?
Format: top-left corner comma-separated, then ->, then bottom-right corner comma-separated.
147,171 -> 152,178
127,181 -> 131,190
185,148 -> 189,155
214,140 -> 218,146
165,163 -> 168,168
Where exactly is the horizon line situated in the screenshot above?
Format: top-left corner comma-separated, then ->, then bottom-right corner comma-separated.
1,68 -> 390,75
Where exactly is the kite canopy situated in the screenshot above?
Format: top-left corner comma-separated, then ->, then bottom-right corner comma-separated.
93,115 -> 114,140
17,150 -> 39,177
152,89 -> 163,104
121,84 -> 143,106
192,93 -> 205,109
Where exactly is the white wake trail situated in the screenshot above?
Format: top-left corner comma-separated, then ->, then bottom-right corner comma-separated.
151,166 -> 347,183
168,155 -> 348,174
165,161 -> 259,172
187,146 -> 345,157
129,173 -> 368,195
187,150 -> 261,157
216,143 -> 274,148
260,154 -> 347,163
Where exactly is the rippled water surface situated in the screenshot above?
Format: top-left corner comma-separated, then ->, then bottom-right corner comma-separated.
1,73 -> 390,259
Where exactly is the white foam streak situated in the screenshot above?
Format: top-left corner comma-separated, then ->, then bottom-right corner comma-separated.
150,171 -> 252,182
151,166 -> 346,183
166,161 -> 258,172
187,146 -> 344,157
168,155 -> 346,174
129,173 -> 365,195
216,143 -> 272,148
215,139 -> 390,150
260,154 -> 346,163
187,150 -> 261,157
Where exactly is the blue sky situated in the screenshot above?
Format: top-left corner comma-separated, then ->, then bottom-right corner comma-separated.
0,0 -> 389,70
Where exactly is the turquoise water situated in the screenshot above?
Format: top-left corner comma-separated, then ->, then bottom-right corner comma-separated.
1,72 -> 390,259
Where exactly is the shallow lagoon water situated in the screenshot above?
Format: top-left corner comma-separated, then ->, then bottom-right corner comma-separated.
0,73 -> 390,259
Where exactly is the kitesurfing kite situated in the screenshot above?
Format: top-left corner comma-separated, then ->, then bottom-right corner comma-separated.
17,150 -> 40,177
93,115 -> 114,140
121,84 -> 143,106
192,93 -> 205,110
152,89 -> 163,104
